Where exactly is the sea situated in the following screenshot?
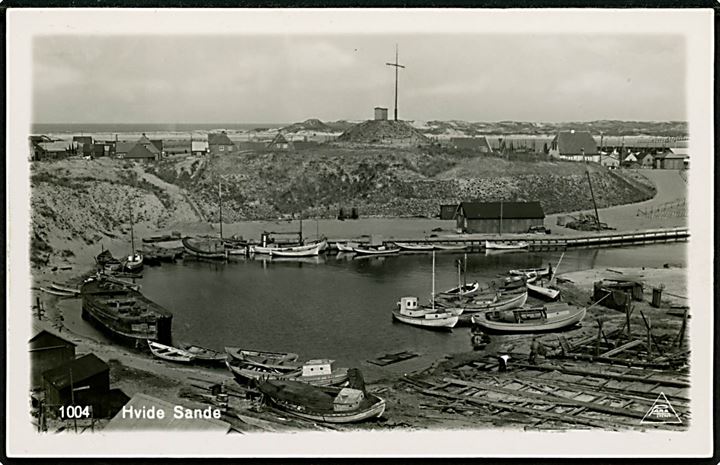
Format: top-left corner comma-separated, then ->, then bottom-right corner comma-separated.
32,123 -> 287,135
61,242 -> 686,369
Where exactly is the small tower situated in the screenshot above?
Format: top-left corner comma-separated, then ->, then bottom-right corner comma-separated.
374,107 -> 388,121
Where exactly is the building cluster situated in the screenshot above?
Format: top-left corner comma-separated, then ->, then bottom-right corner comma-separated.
30,329 -> 129,429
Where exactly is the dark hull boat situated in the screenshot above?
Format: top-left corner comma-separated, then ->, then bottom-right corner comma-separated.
80,275 -> 173,344
182,237 -> 228,260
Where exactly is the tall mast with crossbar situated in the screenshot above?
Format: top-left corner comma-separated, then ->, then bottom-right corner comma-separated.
385,44 -> 405,121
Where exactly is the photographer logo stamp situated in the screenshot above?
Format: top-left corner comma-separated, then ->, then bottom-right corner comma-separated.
641,392 -> 682,424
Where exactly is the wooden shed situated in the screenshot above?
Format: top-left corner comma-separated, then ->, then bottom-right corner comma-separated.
29,330 -> 76,389
456,201 -> 545,234
42,353 -> 110,416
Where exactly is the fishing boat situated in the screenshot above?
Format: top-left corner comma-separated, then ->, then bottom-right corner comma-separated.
433,243 -> 468,251
501,273 -> 537,290
470,303 -> 586,333
524,252 -> 564,301
352,245 -> 400,256
80,275 -> 173,344
39,287 -> 78,298
269,241 -> 324,257
335,242 -> 357,252
437,290 -> 528,313
122,252 -> 144,272
226,358 -> 349,386
251,239 -> 327,255
182,236 -> 228,260
484,240 -> 529,250
440,281 -> 480,296
181,344 -> 227,364
257,369 -> 385,424
148,340 -> 195,363
394,242 -> 434,251
96,249 -> 122,272
225,347 -> 300,371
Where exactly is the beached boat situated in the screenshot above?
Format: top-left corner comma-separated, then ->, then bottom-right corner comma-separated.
39,287 -> 78,298
437,290 -> 528,313
257,369 -> 385,424
50,282 -> 80,295
225,347 -> 300,371
80,275 -> 173,344
470,303 -> 586,333
527,280 -> 561,300
485,240 -> 529,250
508,266 -> 551,278
148,340 -> 195,363
96,249 -> 122,272
501,273 -> 537,289
335,242 -> 357,252
226,358 -> 349,386
352,245 -> 400,256
182,237 -> 228,260
394,242 -> 434,251
181,344 -> 227,364
269,242 -> 324,257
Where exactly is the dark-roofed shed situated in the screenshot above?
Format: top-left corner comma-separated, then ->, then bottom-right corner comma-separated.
457,201 -> 545,233
30,330 -> 76,389
42,353 -> 110,413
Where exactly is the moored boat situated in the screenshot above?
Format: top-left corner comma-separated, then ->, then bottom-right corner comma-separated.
226,358 -> 349,386
437,290 -> 528,313
269,242 -> 324,257
148,340 -> 195,363
80,275 -> 173,344
392,297 -> 460,329
182,236 -> 228,260
508,266 -> 551,278
485,240 -> 529,250
394,242 -> 434,251
257,369 -> 385,424
352,245 -> 400,255
225,347 -> 300,371
440,281 -> 480,297
122,253 -> 144,272
470,303 -> 586,333
335,242 -> 357,252
251,239 -> 327,255
433,243 -> 468,251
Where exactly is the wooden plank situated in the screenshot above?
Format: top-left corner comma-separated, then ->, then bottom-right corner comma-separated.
443,378 -> 647,420
514,363 -> 690,388
600,339 -> 644,357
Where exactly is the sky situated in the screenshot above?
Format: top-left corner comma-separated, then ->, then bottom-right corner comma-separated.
33,34 -> 686,123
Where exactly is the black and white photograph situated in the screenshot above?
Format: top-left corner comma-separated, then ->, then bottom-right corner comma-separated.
5,8 -> 715,459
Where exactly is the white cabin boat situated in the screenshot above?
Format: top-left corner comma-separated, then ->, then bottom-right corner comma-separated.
392,297 -> 459,329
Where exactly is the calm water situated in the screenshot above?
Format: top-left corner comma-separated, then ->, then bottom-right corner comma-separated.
32,122 -> 287,135
63,243 -> 686,368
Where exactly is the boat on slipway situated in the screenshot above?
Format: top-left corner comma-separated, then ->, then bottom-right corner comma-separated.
225,347 -> 300,371
524,252 -> 565,301
226,358 -> 349,387
80,275 -> 173,344
470,303 -> 586,333
484,240 -> 529,250
148,341 -> 195,363
182,237 -> 228,260
437,290 -> 528,313
257,369 -> 385,424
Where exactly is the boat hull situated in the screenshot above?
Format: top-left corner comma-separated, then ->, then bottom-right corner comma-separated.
226,361 -> 349,386
268,397 -> 386,424
148,341 -> 195,363
391,310 -> 458,329
485,240 -> 529,250
353,247 -> 400,256
394,242 -> 434,251
527,282 -> 561,300
471,306 -> 586,333
182,237 -> 228,260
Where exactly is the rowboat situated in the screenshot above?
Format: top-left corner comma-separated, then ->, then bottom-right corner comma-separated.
440,281 -> 480,297
392,297 -> 460,329
470,303 -> 586,333
225,347 -> 300,371
257,369 -> 385,424
501,273 -> 537,289
50,282 -> 80,294
437,290 -> 528,313
352,245 -> 400,256
394,242 -> 434,251
226,358 -> 349,386
182,237 -> 228,260
433,243 -> 468,251
148,340 -> 195,363
251,239 -> 327,255
39,287 -> 78,298
509,266 -> 551,278
96,249 -> 122,272
335,242 -> 357,252
182,344 -> 227,364
485,240 -> 529,250
269,242 -> 324,257
527,280 -> 561,300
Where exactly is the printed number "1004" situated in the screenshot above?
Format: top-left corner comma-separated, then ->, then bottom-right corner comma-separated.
59,405 -> 91,419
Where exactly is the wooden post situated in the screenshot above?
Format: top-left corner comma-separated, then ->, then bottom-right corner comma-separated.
676,307 -> 688,348
646,318 -> 652,356
625,299 -> 632,340
595,319 -> 603,356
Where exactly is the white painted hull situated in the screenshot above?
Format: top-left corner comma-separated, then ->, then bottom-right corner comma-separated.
251,240 -> 327,255
471,306 -> 586,333
509,267 -> 551,277
392,310 -> 459,328
440,281 -> 480,296
148,341 -> 195,363
353,246 -> 400,255
485,240 -> 529,250
269,243 -> 323,257
275,399 -> 386,424
446,291 -> 528,313
527,282 -> 561,300
433,244 -> 468,251
335,243 -> 356,252
394,242 -> 434,251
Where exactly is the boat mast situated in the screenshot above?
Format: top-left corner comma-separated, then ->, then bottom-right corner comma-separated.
431,251 -> 436,310
457,259 -> 463,298
129,204 -> 135,257
499,200 -> 503,236
218,181 -> 223,240
299,212 -> 303,244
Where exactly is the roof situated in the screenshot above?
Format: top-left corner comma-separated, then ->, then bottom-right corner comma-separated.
73,136 -> 93,144
191,140 -> 208,151
29,329 -> 77,350
449,137 -> 491,150
459,201 -> 545,220
126,144 -> 158,159
38,141 -> 73,152
115,142 -> 136,154
268,132 -> 291,147
655,149 -> 688,160
104,393 -> 232,432
150,140 -> 163,151
208,132 -> 234,146
136,134 -> 153,145
42,353 -> 108,389
553,131 -> 598,155
669,147 -> 689,156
